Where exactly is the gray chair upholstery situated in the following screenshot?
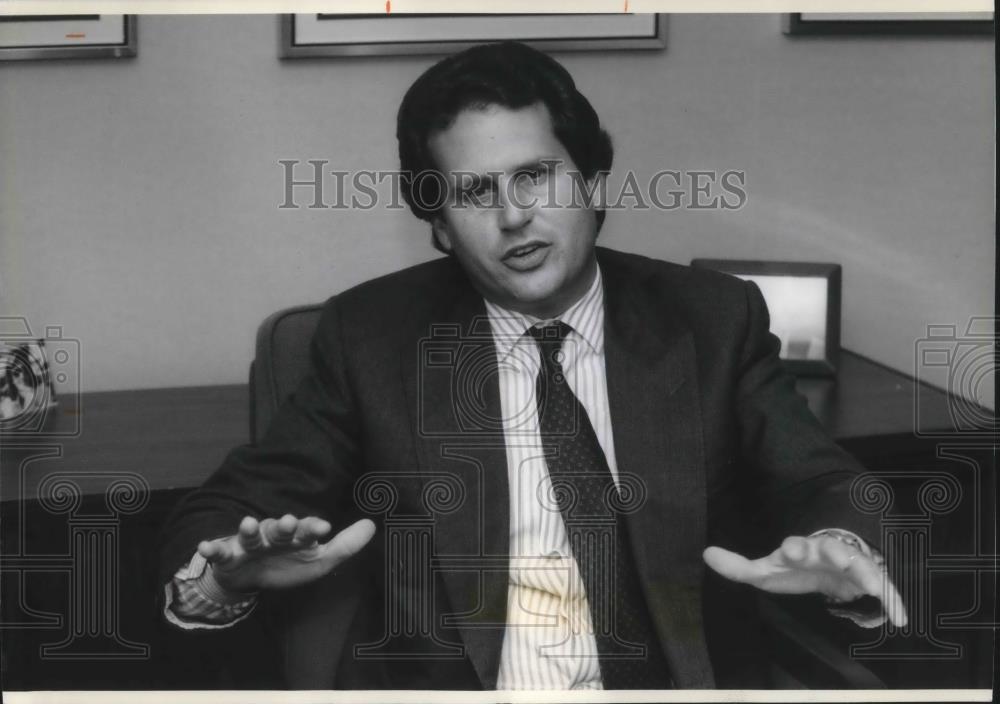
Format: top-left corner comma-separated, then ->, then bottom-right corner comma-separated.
250,303 -> 324,444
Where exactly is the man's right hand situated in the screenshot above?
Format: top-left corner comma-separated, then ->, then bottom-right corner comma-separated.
196,515 -> 376,593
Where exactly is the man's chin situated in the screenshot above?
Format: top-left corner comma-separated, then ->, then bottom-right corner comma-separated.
503,286 -> 569,319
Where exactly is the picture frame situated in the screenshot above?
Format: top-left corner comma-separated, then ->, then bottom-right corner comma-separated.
691,259 -> 842,377
782,12 -> 994,36
281,13 -> 666,58
0,15 -> 136,61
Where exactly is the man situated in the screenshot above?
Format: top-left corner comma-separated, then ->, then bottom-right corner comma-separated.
160,41 -> 906,690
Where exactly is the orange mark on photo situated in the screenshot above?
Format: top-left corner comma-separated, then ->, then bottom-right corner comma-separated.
65,33 -> 86,39
624,0 -> 629,12
386,1 -> 391,14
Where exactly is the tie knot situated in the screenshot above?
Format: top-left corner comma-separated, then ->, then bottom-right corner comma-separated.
527,321 -> 572,370
527,320 -> 572,345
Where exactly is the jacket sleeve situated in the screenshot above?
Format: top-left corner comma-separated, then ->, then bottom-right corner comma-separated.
157,296 -> 364,590
732,280 -> 880,549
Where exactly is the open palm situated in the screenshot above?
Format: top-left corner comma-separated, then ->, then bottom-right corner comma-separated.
704,534 -> 908,628
197,514 -> 376,593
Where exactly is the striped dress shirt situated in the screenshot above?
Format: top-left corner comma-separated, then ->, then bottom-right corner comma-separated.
484,265 -> 615,690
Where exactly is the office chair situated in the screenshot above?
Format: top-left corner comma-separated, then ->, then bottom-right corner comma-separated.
249,303 -> 379,688
250,304 -> 326,444
248,303 -> 886,689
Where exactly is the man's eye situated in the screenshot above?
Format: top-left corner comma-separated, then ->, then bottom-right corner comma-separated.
516,169 -> 545,185
460,183 -> 494,205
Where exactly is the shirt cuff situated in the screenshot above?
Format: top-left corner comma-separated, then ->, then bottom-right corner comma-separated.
163,552 -> 259,630
194,556 -> 258,605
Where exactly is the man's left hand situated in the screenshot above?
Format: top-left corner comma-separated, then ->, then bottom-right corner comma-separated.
703,535 -> 908,628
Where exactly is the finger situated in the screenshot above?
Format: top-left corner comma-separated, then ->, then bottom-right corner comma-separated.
262,514 -> 298,547
237,516 -> 264,552
197,537 -> 233,565
293,516 -> 332,545
883,581 -> 909,629
845,556 -> 909,628
318,519 -> 377,569
703,546 -> 771,585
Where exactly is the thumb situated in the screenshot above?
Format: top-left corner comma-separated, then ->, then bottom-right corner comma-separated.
319,518 -> 377,568
703,545 -> 765,584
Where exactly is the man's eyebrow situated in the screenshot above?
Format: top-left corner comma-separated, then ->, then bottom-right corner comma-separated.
509,158 -> 558,174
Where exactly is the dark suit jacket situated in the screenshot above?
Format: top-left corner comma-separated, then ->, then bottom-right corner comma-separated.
160,247 -> 878,689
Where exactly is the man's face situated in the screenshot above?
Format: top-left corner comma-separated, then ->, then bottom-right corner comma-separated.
428,102 -> 599,319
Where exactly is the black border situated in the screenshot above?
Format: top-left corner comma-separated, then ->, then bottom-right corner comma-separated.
782,12 -> 995,36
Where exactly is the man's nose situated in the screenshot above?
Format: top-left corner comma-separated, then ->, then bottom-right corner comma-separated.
498,177 -> 536,231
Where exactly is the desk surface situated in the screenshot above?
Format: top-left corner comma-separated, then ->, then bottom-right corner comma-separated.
0,351 -> 974,500
2,385 -> 247,500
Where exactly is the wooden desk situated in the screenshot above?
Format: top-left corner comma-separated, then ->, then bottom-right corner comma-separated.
797,351 -> 956,440
2,385 -> 248,501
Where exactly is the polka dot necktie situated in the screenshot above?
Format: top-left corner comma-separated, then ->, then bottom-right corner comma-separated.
528,321 -> 672,689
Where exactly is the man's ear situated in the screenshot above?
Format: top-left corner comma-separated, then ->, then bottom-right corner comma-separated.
430,217 -> 453,253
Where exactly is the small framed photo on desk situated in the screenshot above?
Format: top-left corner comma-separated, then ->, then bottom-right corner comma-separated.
691,259 -> 842,377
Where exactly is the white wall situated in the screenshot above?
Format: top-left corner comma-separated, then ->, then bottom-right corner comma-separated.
0,14 -> 993,408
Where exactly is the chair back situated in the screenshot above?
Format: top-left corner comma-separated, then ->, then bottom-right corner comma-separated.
250,301 -> 383,687
250,303 -> 323,442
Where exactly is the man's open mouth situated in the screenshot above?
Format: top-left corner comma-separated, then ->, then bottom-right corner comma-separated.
502,242 -> 551,272
503,242 -> 549,260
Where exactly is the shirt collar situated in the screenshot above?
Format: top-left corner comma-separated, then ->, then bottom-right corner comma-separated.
484,265 -> 605,362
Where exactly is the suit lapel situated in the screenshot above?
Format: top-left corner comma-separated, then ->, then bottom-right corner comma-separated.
599,250 -> 715,688
399,267 -> 510,689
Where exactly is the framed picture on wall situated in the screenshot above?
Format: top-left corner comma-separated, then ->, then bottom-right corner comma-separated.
782,12 -> 994,36
691,259 -> 842,377
281,13 -> 666,57
0,15 -> 136,61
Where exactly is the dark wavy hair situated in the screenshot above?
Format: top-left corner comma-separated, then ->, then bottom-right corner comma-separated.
396,41 -> 614,252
